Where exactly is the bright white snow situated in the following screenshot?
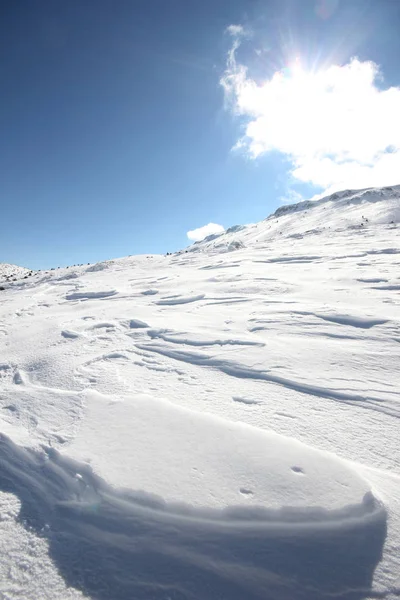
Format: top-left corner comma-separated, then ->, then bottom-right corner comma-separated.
0,184 -> 399,599
0,263 -> 31,283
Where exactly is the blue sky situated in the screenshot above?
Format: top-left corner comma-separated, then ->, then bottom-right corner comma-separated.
1,0 -> 400,269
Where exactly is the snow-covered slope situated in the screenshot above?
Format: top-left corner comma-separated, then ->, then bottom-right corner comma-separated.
0,263 -> 31,283
185,184 -> 400,255
0,186 -> 399,600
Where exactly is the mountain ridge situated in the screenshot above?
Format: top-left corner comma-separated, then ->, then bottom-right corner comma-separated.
183,183 -> 400,256
2,183 -> 399,274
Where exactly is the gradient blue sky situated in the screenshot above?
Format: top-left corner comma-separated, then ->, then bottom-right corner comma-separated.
1,0 -> 400,269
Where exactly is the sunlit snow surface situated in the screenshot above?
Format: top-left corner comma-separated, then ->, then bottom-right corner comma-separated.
1,185 -> 399,599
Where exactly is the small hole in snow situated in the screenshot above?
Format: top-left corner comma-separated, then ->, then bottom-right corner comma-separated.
240,488 -> 254,496
291,466 -> 304,474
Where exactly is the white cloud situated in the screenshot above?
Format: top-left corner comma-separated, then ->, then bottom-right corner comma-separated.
221,34 -> 400,196
187,223 -> 225,242
279,189 -> 305,205
225,24 -> 246,37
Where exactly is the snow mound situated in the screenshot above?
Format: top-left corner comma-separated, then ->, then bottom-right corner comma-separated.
86,261 -> 114,273
227,239 -> 245,251
69,391 -> 374,512
0,428 -> 386,600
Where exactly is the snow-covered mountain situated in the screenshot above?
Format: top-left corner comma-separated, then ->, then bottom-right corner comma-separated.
0,185 -> 399,600
185,184 -> 400,255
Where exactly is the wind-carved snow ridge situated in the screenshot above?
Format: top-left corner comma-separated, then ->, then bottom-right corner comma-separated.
0,434 -> 387,600
136,343 -> 400,418
66,289 -> 118,301
155,293 -> 205,305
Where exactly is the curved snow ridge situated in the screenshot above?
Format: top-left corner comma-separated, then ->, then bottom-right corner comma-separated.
0,433 -> 385,529
61,329 -> 82,339
136,343 -> 399,416
65,289 -> 118,301
293,311 -> 389,329
0,433 -> 387,600
155,293 -> 205,305
147,328 -> 264,347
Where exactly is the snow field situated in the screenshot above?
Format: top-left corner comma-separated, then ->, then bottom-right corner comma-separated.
0,184 -> 399,598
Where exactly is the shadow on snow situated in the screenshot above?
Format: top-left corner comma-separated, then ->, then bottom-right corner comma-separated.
0,434 -> 387,600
